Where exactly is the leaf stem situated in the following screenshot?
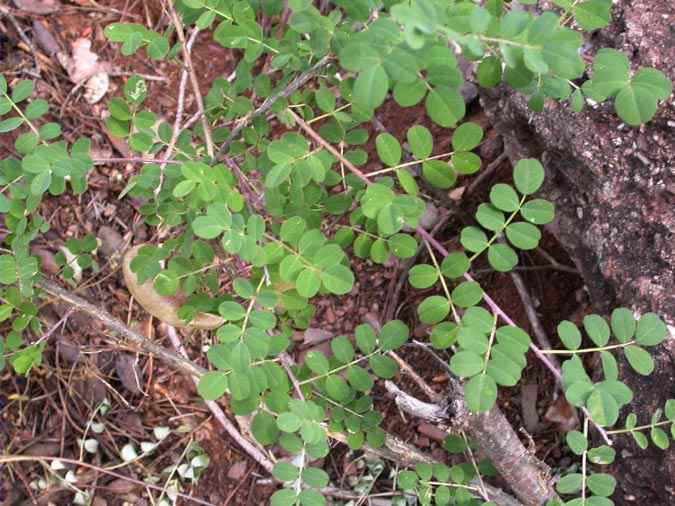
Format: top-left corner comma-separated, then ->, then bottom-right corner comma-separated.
2,91 -> 43,141
540,340 -> 635,355
298,350 -> 379,386
366,150 -> 456,178
606,419 -> 673,435
581,416 -> 589,505
424,240 -> 459,323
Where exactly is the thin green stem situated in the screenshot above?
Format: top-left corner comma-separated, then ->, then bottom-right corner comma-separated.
606,419 -> 673,435
419,481 -> 481,492
2,92 -> 43,141
298,350 -> 378,386
307,103 -> 351,125
366,150 -> 455,178
424,240 -> 459,323
312,390 -> 364,419
469,195 -> 527,262
540,340 -> 635,355
475,35 -> 538,50
263,232 -> 317,273
247,37 -> 279,54
581,416 -> 589,505
240,277 -> 266,336
481,314 -> 498,376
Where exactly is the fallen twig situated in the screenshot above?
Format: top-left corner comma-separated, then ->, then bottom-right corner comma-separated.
165,326 -> 275,473
215,55 -> 332,159
167,2 -> 214,158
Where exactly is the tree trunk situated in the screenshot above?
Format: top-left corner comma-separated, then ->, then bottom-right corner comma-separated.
479,1 -> 675,504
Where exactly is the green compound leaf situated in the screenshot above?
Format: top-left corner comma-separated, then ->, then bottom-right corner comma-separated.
460,226 -> 489,253
586,388 -> 619,427
407,125 -> 433,159
408,264 -> 438,289
505,221 -> 541,250
566,430 -> 588,455
197,371 -> 227,401
270,489 -> 297,506
635,312 -> 667,346
375,132 -> 402,166
624,344 -> 654,375
425,87 -> 465,127
611,307 -> 636,342
615,68 -> 672,126
588,445 -> 616,465
587,473 -> 617,497
380,319 -> 409,351
354,64 -> 389,110
251,412 -> 279,445
305,351 -> 330,375
464,374 -> 497,412
513,158 -> 545,195
423,160 -> 456,189
475,203 -> 506,232
490,183 -> 521,212
277,412 -> 303,432
477,56 -> 502,87
369,354 -> 398,379
557,473 -> 583,494
389,233 -> 417,258
574,0 -> 612,31
520,199 -> 555,224
583,314 -> 610,347
355,324 -> 377,354
449,350 -> 484,378
272,461 -> 300,482
320,264 -> 354,295
488,243 -> 518,272
441,251 -> 470,279
557,320 -> 582,350
418,295 -> 451,324
451,281 -> 483,308
452,122 -> 483,151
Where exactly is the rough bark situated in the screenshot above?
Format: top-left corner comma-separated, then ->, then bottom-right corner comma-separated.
479,1 -> 675,504
385,381 -> 559,506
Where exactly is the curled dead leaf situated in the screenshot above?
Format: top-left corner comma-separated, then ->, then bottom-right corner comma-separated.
123,244 -> 224,330
57,38 -> 109,104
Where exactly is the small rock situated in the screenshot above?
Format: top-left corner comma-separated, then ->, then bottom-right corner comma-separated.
98,226 -> 123,259
115,354 -> 143,394
479,135 -> 503,162
419,202 -> 440,231
116,411 -> 146,437
417,423 -> 447,442
324,306 -> 336,324
106,479 -> 138,495
413,324 -> 429,339
12,0 -> 61,14
57,338 -> 82,364
24,442 -> 61,456
32,247 -> 59,275
460,82 -> 478,104
227,460 -> 248,481
303,328 -> 332,345
363,312 -> 381,332
520,382 -> 540,434
416,436 -> 431,447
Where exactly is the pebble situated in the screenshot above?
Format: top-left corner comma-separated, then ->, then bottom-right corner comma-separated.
227,460 -> 248,481
98,225 -> 123,259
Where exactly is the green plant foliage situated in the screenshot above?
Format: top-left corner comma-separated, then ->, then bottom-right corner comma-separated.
1,0 -> 672,503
